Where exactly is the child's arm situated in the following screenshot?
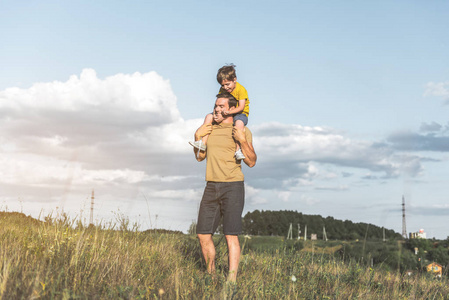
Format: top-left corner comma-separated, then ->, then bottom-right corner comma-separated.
223,99 -> 246,116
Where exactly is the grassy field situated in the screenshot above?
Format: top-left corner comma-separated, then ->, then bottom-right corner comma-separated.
1,212 -> 448,299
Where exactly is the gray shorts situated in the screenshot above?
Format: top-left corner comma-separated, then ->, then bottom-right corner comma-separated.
234,113 -> 248,126
196,181 -> 245,235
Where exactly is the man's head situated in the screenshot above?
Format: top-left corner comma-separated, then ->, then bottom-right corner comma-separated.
213,92 -> 237,124
217,65 -> 237,93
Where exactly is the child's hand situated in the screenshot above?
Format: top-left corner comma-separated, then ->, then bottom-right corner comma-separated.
222,110 -> 230,116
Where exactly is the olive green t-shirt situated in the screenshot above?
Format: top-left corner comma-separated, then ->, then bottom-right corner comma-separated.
205,123 -> 253,182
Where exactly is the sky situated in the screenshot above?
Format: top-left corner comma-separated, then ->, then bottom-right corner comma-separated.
1,1 -> 449,239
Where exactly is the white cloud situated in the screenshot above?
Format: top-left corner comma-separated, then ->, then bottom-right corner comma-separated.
245,185 -> 268,205
278,191 -> 291,202
0,153 -> 151,187
0,69 -> 187,163
315,185 -> 349,191
0,69 -> 180,115
0,69 -> 201,206
149,189 -> 202,201
424,81 -> 449,102
251,122 -> 425,187
299,194 -> 320,206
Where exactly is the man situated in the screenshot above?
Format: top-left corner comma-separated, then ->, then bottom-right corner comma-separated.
192,92 -> 257,282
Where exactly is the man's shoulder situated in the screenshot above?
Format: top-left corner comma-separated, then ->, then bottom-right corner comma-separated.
245,127 -> 253,142
209,123 -> 252,141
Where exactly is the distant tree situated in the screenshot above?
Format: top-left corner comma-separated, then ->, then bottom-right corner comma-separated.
188,221 -> 196,235
241,210 -> 402,240
406,238 -> 432,252
428,247 -> 449,267
400,249 -> 419,272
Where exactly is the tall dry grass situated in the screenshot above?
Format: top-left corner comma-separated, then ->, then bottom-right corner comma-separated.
1,212 -> 448,299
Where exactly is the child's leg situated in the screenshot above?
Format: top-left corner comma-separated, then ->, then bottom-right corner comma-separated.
234,119 -> 245,152
233,114 -> 248,160
190,113 -> 214,151
201,113 -> 214,145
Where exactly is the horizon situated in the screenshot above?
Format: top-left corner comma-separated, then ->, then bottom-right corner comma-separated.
0,200 -> 429,240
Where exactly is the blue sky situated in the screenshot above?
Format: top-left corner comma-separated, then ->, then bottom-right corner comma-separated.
1,1 -> 449,238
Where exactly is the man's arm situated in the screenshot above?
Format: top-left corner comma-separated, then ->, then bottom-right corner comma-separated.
233,127 -> 257,167
193,124 -> 212,161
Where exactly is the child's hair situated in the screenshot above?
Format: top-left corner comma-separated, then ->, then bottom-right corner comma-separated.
216,92 -> 238,108
217,64 -> 237,83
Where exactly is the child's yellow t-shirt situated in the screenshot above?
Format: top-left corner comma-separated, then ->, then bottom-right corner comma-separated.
219,82 -> 250,117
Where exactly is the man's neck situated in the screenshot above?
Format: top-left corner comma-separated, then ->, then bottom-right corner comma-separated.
220,116 -> 234,124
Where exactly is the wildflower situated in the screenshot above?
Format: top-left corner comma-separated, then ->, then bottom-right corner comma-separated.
291,275 -> 297,282
159,288 -> 165,296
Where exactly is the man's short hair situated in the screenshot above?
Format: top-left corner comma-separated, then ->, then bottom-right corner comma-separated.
217,65 -> 237,83
216,92 -> 237,108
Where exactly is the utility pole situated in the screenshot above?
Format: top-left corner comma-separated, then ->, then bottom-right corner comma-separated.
90,190 -> 94,225
304,224 -> 307,241
297,224 -> 301,240
287,223 -> 293,239
402,195 -> 407,239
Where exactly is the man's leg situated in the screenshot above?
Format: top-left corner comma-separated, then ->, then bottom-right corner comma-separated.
197,234 -> 216,274
221,181 -> 244,282
225,235 -> 240,282
196,182 -> 221,274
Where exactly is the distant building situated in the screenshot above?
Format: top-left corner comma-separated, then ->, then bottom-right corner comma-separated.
427,262 -> 443,277
409,229 -> 426,239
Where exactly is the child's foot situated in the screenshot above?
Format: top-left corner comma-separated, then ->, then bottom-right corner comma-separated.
235,149 -> 245,160
189,140 -> 206,151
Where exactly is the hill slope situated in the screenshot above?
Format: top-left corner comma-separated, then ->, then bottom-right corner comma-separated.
1,211 -> 448,299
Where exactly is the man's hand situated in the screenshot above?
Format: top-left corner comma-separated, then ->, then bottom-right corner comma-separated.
195,124 -> 212,140
233,126 -> 257,168
232,127 -> 246,143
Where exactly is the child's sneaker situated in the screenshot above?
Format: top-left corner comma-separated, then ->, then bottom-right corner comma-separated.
235,149 -> 245,160
189,140 -> 206,151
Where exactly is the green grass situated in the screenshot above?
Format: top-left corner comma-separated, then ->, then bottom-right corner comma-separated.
1,212 -> 448,299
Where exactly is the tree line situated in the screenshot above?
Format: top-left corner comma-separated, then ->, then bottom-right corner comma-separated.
242,210 -> 402,240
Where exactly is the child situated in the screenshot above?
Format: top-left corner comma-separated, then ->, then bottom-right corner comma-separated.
190,64 -> 250,160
